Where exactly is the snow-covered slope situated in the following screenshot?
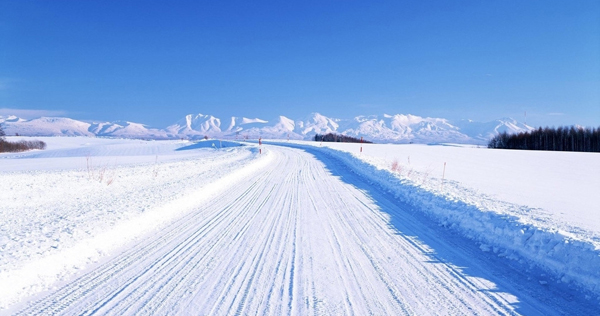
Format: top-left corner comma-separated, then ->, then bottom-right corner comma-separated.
90,121 -> 169,139
295,112 -> 341,136
335,114 -> 472,143
452,118 -> 535,143
165,113 -> 223,137
164,114 -> 272,139
240,116 -> 303,140
1,116 -> 94,137
1,112 -> 533,144
0,115 -> 26,124
0,116 -> 168,139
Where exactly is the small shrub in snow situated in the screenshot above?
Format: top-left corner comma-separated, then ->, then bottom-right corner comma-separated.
391,160 -> 399,173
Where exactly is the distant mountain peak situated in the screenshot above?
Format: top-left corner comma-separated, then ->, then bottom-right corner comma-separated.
241,117 -> 268,124
2,112 -> 535,144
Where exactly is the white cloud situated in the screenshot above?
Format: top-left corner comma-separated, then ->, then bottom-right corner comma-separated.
0,108 -> 68,119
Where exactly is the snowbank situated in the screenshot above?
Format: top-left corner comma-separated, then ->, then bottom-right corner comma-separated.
0,137 -> 269,309
283,142 -> 600,297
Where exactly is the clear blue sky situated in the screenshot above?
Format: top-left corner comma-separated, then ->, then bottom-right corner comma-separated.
1,0 -> 599,128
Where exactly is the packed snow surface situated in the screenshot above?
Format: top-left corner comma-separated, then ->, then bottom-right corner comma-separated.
279,140 -> 600,297
1,137 -> 599,315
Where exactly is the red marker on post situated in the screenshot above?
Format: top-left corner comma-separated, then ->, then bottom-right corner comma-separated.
259,137 -> 262,154
360,137 -> 363,153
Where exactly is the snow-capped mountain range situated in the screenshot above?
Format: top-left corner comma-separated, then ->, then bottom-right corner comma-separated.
0,113 -> 533,144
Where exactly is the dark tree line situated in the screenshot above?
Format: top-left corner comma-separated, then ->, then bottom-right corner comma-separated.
0,124 -> 47,152
313,133 -> 372,143
488,126 -> 600,152
0,139 -> 47,152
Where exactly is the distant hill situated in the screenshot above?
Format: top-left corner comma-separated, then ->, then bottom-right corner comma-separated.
0,112 -> 534,144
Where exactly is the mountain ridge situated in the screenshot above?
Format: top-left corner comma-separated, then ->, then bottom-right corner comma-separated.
0,113 -> 534,144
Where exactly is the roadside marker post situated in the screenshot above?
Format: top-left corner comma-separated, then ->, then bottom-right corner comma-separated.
441,162 -> 446,191
360,137 -> 363,153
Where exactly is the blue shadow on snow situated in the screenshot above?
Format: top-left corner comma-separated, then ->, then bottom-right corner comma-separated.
176,140 -> 244,151
270,141 -> 600,316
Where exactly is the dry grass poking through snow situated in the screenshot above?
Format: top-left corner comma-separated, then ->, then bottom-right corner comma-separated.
86,155 -> 116,186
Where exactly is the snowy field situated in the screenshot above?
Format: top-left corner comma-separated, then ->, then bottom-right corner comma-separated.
1,137 -> 599,315
296,141 -> 600,236
0,137 -> 266,310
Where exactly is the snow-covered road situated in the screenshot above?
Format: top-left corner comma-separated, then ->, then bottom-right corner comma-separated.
9,145 -> 598,315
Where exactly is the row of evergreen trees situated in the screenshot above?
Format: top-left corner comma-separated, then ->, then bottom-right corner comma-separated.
488,126 -> 600,152
313,133 -> 372,143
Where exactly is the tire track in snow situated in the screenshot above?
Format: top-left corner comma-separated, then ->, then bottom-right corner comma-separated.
307,150 -> 512,315
11,146 -> 596,315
